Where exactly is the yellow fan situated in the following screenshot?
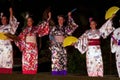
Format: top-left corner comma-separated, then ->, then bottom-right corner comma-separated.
0,33 -> 18,41
105,6 -> 120,20
63,36 -> 78,47
4,33 -> 18,41
0,33 -> 8,40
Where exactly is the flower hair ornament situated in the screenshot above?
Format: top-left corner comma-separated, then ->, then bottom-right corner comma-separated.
0,12 -> 4,19
89,17 -> 93,22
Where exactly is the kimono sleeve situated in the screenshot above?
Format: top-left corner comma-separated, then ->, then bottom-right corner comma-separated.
99,19 -> 115,38
111,30 -> 118,53
15,30 -> 26,52
37,21 -> 49,37
65,18 -> 78,35
9,16 -> 19,34
74,31 -> 88,54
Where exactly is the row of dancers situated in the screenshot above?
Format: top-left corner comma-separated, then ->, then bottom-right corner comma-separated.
0,7 -> 120,77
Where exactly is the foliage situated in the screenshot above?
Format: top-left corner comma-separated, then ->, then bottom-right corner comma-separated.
67,47 -> 87,74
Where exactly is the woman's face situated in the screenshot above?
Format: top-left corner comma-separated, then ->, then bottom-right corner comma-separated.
58,16 -> 64,26
1,16 -> 8,25
27,18 -> 33,27
90,21 -> 97,29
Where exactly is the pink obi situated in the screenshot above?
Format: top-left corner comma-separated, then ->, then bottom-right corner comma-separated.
26,35 -> 36,43
54,36 -> 65,43
88,39 -> 100,45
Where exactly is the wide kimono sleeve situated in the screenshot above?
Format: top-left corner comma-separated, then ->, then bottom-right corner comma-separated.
65,18 -> 78,35
15,29 -> 26,51
9,16 -> 19,34
111,29 -> 118,53
74,31 -> 88,54
36,21 -> 50,37
99,19 -> 115,38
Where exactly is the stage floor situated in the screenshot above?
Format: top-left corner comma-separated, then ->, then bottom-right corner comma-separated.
0,72 -> 119,80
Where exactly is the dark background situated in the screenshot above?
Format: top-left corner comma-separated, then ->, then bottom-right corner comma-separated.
0,0 -> 120,35
0,0 -> 120,75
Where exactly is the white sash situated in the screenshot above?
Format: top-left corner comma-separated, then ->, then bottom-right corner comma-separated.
26,36 -> 36,43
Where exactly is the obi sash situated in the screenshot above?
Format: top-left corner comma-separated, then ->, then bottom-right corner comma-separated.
26,36 -> 36,43
54,35 -> 65,43
0,33 -> 9,40
88,39 -> 100,45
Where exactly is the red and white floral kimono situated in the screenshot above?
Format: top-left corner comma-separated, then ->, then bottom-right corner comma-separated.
16,21 -> 49,74
75,19 -> 115,77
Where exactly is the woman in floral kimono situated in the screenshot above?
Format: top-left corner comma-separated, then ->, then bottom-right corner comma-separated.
16,12 -> 51,74
0,8 -> 19,74
49,12 -> 78,75
111,18 -> 120,77
111,27 -> 120,77
74,18 -> 114,77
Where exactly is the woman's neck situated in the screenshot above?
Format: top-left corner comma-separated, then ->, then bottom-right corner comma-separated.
91,28 -> 96,30
28,26 -> 32,28
3,23 -> 8,26
59,24 -> 63,27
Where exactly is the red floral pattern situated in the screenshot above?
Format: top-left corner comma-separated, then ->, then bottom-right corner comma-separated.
16,21 -> 49,74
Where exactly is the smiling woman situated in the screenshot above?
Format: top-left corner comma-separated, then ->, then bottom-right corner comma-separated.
15,12 -> 51,74
0,7 -> 19,74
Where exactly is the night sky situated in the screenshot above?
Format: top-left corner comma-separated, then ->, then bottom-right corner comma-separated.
0,0 -> 119,24
0,0 -> 120,19
0,0 -> 119,41
0,0 -> 119,36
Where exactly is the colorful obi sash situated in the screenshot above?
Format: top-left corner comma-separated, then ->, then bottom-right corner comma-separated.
54,35 -> 65,43
26,35 -> 36,43
88,39 -> 100,45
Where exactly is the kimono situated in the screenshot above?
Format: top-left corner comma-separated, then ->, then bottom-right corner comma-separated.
49,18 -> 78,75
16,21 -> 49,74
111,27 -> 120,77
75,19 -> 114,77
0,16 -> 19,74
